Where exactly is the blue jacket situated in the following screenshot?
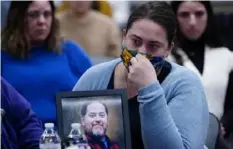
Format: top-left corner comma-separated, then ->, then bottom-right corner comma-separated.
1,77 -> 43,149
73,58 -> 209,149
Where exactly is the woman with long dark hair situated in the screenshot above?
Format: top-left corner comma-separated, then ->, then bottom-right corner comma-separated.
1,1 -> 92,125
73,2 -> 209,149
170,1 -> 233,148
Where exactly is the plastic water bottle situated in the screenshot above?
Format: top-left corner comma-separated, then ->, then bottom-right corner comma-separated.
39,123 -> 61,149
67,123 -> 90,149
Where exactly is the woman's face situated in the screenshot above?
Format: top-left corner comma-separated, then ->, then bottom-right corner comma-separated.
177,1 -> 208,40
123,19 -> 171,57
25,1 -> 52,43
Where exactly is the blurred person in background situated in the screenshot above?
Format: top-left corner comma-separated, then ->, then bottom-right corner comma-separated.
73,1 -> 209,149
1,1 -> 92,125
170,1 -> 233,148
1,77 -> 43,149
57,1 -> 121,58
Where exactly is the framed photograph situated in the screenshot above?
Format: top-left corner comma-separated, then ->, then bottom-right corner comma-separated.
56,89 -> 132,149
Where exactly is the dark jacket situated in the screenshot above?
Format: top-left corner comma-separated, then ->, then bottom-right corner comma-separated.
1,77 -> 43,149
215,12 -> 233,51
222,71 -> 233,137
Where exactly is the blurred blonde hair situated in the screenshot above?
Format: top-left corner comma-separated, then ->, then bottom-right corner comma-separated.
56,1 -> 112,17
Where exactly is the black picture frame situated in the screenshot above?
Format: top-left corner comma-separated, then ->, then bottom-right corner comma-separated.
56,89 -> 132,149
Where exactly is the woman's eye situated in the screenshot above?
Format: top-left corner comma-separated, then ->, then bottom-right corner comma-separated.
195,11 -> 204,17
133,39 -> 142,47
147,43 -> 159,51
179,12 -> 190,18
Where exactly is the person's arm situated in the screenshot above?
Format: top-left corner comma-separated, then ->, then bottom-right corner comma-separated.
1,78 -> 43,149
63,40 -> 93,77
138,70 -> 209,149
107,21 -> 121,58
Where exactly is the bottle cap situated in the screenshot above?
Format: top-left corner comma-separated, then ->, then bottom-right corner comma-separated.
71,123 -> 81,129
45,123 -> 54,128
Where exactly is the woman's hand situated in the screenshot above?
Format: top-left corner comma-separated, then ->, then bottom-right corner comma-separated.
128,54 -> 158,89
